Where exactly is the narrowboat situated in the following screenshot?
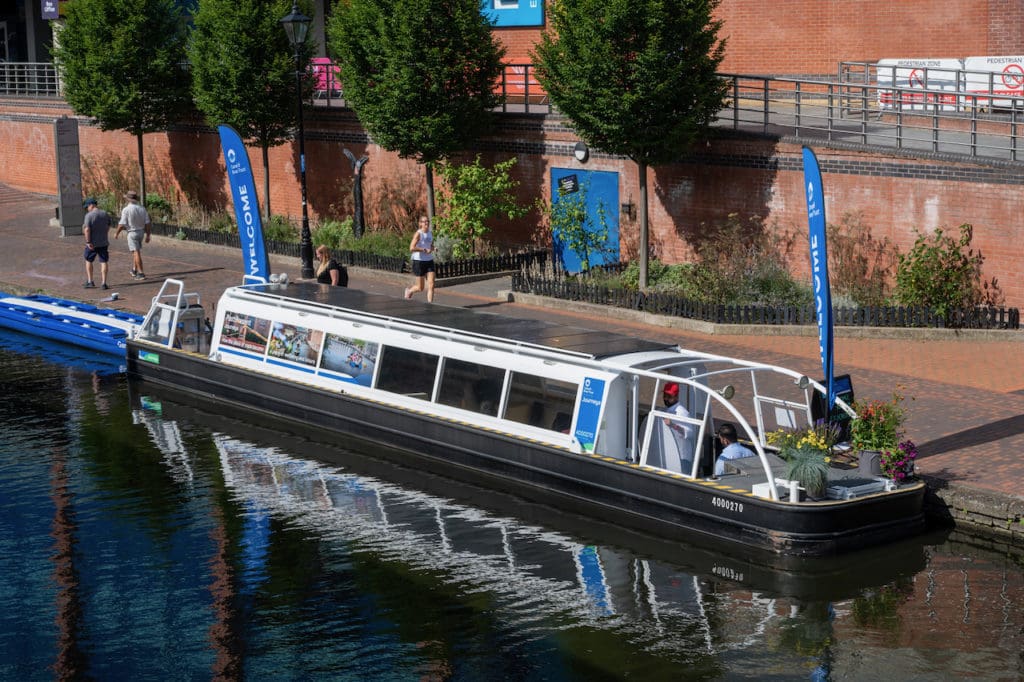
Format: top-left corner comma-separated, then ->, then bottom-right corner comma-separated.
125,278 -> 926,557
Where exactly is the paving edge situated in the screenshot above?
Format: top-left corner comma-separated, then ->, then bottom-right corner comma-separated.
504,291 -> 1023,342
923,475 -> 1024,548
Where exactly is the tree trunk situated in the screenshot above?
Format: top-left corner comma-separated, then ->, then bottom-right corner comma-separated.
262,144 -> 271,221
638,159 -> 649,290
424,162 -> 435,221
136,132 -> 147,207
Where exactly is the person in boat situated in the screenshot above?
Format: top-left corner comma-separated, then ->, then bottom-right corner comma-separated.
315,246 -> 348,286
713,422 -> 754,476
404,215 -> 435,302
661,382 -> 694,472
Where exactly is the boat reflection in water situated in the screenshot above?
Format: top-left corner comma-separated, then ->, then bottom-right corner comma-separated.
130,385 -> 939,667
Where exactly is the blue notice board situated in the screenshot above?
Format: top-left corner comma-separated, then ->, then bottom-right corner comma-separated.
484,0 -> 544,27
574,377 -> 605,452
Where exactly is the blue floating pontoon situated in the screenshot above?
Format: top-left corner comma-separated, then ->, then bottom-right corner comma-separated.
0,292 -> 142,357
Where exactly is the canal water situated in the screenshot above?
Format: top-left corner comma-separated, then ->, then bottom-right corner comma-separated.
1,333 -> 1022,681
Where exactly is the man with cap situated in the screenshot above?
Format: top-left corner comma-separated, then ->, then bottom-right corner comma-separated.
82,197 -> 112,289
660,381 -> 695,473
114,190 -> 151,279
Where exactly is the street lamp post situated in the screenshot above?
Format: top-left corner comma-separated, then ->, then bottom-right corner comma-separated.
281,1 -> 314,279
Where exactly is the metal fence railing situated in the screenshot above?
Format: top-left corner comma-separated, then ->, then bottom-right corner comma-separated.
0,62 -> 60,97
510,271 -> 1021,330
4,61 -> 1023,163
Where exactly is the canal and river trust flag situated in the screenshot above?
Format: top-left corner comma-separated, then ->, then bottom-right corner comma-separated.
801,146 -> 835,409
218,125 -> 271,282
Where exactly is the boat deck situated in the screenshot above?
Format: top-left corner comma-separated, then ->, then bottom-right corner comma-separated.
243,282 -> 674,360
717,452 -> 896,501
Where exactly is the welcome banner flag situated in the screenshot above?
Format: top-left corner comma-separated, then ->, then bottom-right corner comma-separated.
218,125 -> 270,282
801,146 -> 835,409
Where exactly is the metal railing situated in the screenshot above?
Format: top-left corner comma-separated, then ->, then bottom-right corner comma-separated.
4,60 -> 1023,163
0,62 -> 60,97
717,73 -> 1023,162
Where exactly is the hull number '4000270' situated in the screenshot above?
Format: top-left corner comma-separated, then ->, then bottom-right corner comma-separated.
712,496 -> 744,514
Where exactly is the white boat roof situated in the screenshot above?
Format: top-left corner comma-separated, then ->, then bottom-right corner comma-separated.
233,282 -> 675,360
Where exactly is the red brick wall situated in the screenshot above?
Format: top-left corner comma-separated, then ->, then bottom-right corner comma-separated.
713,0 -> 1024,75
492,1 -> 1024,76
1,100 -> 1021,309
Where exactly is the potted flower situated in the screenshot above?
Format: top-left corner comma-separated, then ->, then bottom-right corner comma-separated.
850,389 -> 909,476
879,439 -> 918,482
767,421 -> 838,499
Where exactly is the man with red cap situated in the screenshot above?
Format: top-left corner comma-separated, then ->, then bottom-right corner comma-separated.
661,381 -> 694,473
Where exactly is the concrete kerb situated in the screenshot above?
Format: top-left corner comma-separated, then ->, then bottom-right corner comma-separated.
504,291 -> 1024,342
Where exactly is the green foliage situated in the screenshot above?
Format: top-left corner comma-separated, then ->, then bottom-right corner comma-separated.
52,0 -> 191,200
784,444 -> 830,497
532,0 -> 728,167
51,0 -> 192,136
850,389 -> 907,452
827,212 -> 898,307
614,215 -> 809,306
314,217 -> 408,257
435,156 -> 528,259
893,223 -> 1002,321
208,211 -> 236,234
544,181 -> 615,273
145,193 -> 173,222
327,0 -> 506,165
263,214 -> 298,242
189,0 -> 310,217
313,218 -> 355,249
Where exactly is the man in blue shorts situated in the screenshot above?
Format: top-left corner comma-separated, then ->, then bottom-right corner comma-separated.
82,197 -> 112,289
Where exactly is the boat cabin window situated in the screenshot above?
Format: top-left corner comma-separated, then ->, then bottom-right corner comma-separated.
376,346 -> 439,400
436,358 -> 505,417
504,372 -> 578,432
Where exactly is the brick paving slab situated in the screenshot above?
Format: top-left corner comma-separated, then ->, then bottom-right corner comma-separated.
2,184 -> 1022,545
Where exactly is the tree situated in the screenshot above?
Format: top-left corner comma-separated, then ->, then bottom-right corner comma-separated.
190,0 -> 311,220
533,0 -> 728,288
434,156 -> 528,258
327,0 -> 505,220
51,0 -> 191,205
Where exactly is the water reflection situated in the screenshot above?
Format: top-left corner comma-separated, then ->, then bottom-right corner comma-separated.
129,386 -> 946,675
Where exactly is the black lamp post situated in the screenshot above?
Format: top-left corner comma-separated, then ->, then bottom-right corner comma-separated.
280,1 -> 313,279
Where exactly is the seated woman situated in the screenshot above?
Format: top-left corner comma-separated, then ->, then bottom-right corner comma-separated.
315,246 -> 348,286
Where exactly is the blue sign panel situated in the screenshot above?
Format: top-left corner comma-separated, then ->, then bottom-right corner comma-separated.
483,0 -> 544,27
574,377 -> 605,452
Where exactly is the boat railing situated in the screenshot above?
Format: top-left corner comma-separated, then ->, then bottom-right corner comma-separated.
136,279 -> 204,349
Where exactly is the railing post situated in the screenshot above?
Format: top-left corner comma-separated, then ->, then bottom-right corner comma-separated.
762,79 -> 769,134
733,77 -> 740,130
794,81 -> 801,136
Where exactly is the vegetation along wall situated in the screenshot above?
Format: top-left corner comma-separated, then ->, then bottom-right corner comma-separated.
0,96 -> 1020,308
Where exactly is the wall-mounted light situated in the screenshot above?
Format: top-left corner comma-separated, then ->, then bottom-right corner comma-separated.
573,141 -> 589,163
620,202 -> 636,221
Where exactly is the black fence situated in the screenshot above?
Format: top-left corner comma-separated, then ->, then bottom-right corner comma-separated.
510,271 -> 1021,330
152,222 -> 547,279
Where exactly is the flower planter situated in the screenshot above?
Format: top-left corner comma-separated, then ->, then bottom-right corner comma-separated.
858,450 -> 883,476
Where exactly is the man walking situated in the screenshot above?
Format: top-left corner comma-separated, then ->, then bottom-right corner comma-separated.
82,197 -> 112,290
114,190 -> 151,279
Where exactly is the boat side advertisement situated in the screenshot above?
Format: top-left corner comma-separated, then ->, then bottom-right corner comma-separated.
575,377 -> 605,452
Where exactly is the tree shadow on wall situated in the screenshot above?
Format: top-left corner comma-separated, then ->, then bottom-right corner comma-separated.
167,128 -> 229,211
649,136 -> 780,262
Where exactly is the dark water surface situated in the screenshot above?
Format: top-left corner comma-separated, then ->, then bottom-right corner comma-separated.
2,334 -> 1022,681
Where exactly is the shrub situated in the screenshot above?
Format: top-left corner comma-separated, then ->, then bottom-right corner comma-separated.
313,218 -> 355,250
208,211 -> 236,234
893,223 -> 1003,322
827,211 -> 898,307
436,156 -> 529,259
145,193 -> 174,222
263,215 -> 298,243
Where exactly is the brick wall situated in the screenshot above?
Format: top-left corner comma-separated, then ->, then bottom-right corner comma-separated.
1,100 -> 1021,308
492,1 -> 1024,76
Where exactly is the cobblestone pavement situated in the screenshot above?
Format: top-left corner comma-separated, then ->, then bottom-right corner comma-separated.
2,185 -> 1022,508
